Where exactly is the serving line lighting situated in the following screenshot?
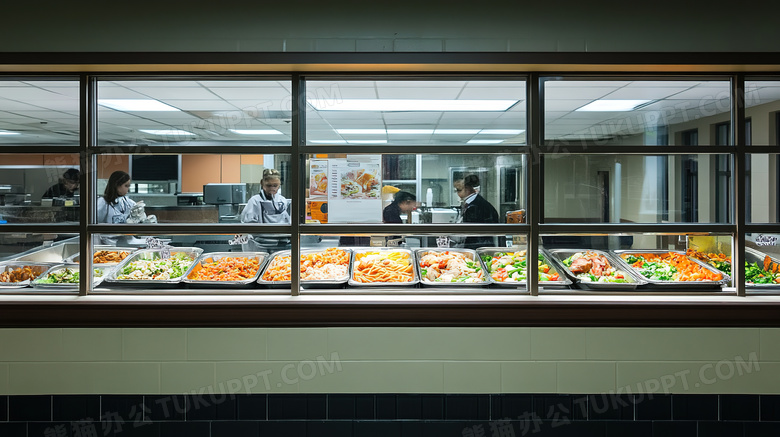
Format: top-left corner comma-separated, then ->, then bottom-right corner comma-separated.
575,100 -> 651,112
228,129 -> 284,135
334,129 -> 525,135
310,99 -> 519,111
98,99 -> 181,112
0,130 -> 20,135
139,129 -> 196,136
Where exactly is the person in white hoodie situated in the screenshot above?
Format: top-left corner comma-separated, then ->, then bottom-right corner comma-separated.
97,170 -> 135,224
240,168 -> 291,224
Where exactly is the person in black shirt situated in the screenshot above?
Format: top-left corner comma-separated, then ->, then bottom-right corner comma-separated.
454,175 -> 499,248
382,191 -> 417,223
42,168 -> 80,198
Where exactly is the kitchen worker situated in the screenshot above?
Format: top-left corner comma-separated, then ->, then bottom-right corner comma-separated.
453,174 -> 499,248
97,170 -> 135,223
240,168 -> 291,224
382,191 -> 417,223
42,168 -> 80,198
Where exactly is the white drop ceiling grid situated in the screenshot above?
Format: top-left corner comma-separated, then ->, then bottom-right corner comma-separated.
0,79 -> 778,146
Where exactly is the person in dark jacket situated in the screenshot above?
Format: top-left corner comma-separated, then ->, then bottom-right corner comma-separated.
382,191 -> 417,223
454,175 -> 499,248
42,168 -> 80,198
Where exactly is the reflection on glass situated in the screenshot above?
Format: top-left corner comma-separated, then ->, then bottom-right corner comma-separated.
97,80 -> 292,146
0,80 -> 80,145
306,80 -> 526,146
747,154 -> 779,223
543,154 -> 732,224
0,154 -> 80,223
745,80 -> 780,146
305,154 -> 526,224
543,79 -> 731,145
94,154 -> 291,224
745,233 -> 780,290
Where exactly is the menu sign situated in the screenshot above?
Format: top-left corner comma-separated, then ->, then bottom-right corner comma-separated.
327,155 -> 382,223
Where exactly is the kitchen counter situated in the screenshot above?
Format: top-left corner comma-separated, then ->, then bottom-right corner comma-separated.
145,205 -> 219,223
0,205 -> 79,223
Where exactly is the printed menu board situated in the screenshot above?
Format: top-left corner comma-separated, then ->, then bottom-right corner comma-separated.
327,156 -> 382,223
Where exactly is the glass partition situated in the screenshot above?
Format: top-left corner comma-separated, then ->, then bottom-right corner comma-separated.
745,80 -> 780,146
93,153 -> 291,224
305,153 -> 527,224
543,154 -> 733,224
0,233 -> 80,293
747,154 -> 779,223
97,79 -> 292,146
0,79 -> 80,146
0,154 -> 80,223
543,79 -> 731,145
306,79 -> 527,146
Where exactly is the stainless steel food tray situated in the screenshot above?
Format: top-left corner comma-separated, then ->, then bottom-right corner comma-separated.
0,262 -> 55,289
547,249 -> 646,290
66,246 -> 138,266
612,250 -> 730,289
258,248 -> 352,288
744,247 -> 780,291
182,252 -> 268,287
348,248 -> 419,287
476,247 -> 572,288
414,248 -> 489,287
14,242 -> 80,263
30,263 -> 109,291
105,247 -> 203,286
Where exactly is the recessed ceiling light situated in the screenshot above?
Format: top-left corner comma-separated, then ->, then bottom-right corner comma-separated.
387,129 -> 435,135
140,129 -> 196,136
433,129 -> 481,135
99,99 -> 181,111
467,139 -> 504,144
309,140 -> 348,144
576,100 -> 651,111
229,129 -> 283,135
479,129 -> 525,135
335,129 -> 386,135
0,130 -> 20,135
347,140 -> 388,144
310,99 -> 518,111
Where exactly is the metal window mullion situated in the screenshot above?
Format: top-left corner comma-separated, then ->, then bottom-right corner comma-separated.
527,74 -> 541,296
733,74 -> 747,297
290,74 -> 304,296
79,74 -> 95,297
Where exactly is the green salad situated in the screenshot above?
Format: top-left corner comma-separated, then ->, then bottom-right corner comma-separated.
118,252 -> 194,281
745,262 -> 780,284
37,268 -> 79,284
625,255 -> 677,281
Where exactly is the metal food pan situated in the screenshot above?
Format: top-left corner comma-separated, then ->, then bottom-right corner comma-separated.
66,246 -> 138,266
15,242 -> 80,263
745,247 -> 780,290
105,247 -> 203,286
0,262 -> 55,288
476,247 -> 572,288
258,248 -> 352,288
182,252 -> 268,287
414,248 -> 489,287
546,249 -> 646,291
30,263 -> 108,291
348,248 -> 419,287
612,250 -> 730,289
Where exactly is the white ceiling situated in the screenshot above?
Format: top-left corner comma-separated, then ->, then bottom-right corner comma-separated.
0,79 -> 777,146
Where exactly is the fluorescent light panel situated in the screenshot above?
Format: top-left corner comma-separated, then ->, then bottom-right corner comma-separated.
467,139 -> 504,144
479,129 -> 525,135
0,130 -> 20,135
309,140 -> 348,144
336,129 -> 386,135
576,100 -> 650,111
310,99 -> 517,111
229,129 -> 283,135
99,99 -> 181,112
433,129 -> 481,135
347,140 -> 387,144
140,129 -> 196,136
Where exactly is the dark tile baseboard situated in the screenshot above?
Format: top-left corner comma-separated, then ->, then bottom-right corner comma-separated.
0,393 -> 776,437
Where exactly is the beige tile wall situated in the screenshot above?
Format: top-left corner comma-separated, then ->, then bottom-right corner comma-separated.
0,328 -> 776,395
